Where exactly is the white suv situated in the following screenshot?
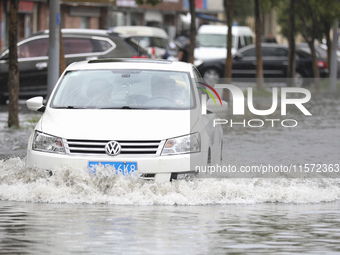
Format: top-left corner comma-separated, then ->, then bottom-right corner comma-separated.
112,26 -> 178,59
26,59 -> 226,182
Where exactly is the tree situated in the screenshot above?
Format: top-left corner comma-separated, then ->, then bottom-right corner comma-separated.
287,0 -> 296,86
188,0 -> 196,64
224,0 -> 233,83
296,0 -> 321,87
7,0 -> 19,128
233,0 -> 254,25
59,27 -> 66,76
254,0 -> 264,89
222,0 -> 233,101
318,0 -> 340,73
278,0 -> 340,87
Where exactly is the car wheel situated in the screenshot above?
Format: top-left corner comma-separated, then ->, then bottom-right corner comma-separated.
203,68 -> 221,84
294,72 -> 305,87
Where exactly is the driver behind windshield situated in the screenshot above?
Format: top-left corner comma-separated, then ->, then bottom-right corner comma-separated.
151,75 -> 188,107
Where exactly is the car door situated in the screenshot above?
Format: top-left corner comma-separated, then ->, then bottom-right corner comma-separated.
262,46 -> 288,78
0,50 -> 11,101
0,36 -> 49,99
18,37 -> 49,97
232,46 -> 256,78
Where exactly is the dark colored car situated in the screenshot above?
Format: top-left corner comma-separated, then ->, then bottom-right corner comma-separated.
0,29 -> 149,104
196,43 -> 329,86
297,43 -> 340,78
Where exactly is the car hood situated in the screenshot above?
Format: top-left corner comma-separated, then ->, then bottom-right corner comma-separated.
194,47 -> 236,60
40,109 -> 198,140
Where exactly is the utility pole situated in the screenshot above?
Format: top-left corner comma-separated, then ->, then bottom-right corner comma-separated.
47,0 -> 60,99
330,19 -> 338,91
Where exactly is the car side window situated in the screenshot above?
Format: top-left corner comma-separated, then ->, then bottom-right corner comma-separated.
296,50 -> 310,59
242,48 -> 256,57
63,38 -> 94,54
193,67 -> 208,101
63,37 -> 115,55
98,40 -> 112,52
131,36 -> 151,48
153,37 -> 167,48
273,48 -> 287,57
18,38 -> 48,58
193,67 -> 204,84
238,37 -> 243,49
245,36 -> 253,46
263,47 -> 288,57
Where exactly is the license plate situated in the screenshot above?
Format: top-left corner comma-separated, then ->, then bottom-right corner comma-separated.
88,161 -> 137,175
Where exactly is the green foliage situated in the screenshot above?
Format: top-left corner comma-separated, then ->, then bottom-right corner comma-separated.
260,0 -> 281,12
233,0 -> 254,25
221,0 -> 282,27
277,0 -> 340,41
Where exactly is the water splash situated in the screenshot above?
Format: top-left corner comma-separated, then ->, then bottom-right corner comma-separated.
1,158 -> 339,205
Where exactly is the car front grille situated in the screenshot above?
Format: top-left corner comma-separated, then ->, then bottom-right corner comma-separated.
64,139 -> 162,155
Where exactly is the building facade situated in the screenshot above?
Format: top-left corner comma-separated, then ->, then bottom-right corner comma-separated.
0,0 -> 224,52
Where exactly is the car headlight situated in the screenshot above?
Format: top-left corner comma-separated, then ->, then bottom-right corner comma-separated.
33,131 -> 65,154
161,133 -> 200,155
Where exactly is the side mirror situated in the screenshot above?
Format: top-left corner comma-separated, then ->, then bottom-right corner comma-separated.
233,53 -> 242,60
201,94 -> 228,118
207,98 -> 228,119
26,96 -> 46,112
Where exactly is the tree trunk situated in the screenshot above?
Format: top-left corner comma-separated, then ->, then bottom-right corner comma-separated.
324,21 -> 331,76
59,27 -> 66,76
7,0 -> 19,128
222,0 -> 233,101
254,0 -> 264,89
188,0 -> 196,64
224,0 -> 233,82
287,0 -> 296,86
307,39 -> 320,88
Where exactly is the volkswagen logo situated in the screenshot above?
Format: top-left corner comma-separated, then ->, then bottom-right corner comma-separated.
105,141 -> 121,156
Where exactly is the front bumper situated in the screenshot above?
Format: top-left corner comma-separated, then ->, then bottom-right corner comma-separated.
26,148 -> 206,176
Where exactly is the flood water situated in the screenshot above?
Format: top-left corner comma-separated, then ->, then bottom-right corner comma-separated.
0,88 -> 340,254
1,201 -> 339,254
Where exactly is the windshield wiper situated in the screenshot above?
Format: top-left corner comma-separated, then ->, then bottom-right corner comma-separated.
52,106 -> 85,109
100,106 -> 149,110
121,106 -> 136,109
66,106 -> 84,109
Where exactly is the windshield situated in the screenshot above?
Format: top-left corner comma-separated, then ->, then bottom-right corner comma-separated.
197,34 -> 235,48
51,69 -> 194,110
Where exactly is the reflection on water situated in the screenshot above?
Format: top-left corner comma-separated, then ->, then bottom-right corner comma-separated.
0,90 -> 339,254
0,201 -> 340,254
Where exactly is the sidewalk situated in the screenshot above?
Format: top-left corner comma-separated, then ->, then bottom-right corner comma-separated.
0,101 -> 42,160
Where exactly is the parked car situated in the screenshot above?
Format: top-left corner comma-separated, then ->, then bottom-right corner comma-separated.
297,43 -> 340,78
111,26 -> 178,60
195,25 -> 253,61
26,59 -> 226,182
196,43 -> 329,86
0,29 -> 149,104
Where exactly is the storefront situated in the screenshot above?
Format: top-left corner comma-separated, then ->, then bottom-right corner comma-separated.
0,0 -> 36,51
